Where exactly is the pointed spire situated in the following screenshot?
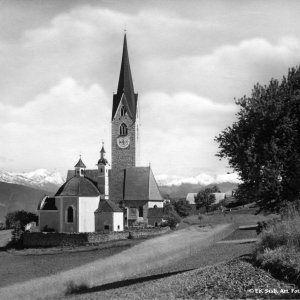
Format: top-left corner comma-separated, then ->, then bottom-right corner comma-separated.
74,156 -> 86,168
100,141 -> 106,154
112,34 -> 138,120
98,142 -> 108,166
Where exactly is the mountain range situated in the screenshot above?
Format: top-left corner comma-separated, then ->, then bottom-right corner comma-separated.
0,169 -> 239,222
0,169 -> 64,193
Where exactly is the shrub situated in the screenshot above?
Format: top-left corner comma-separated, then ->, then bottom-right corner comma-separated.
255,246 -> 300,287
256,216 -> 300,251
163,211 -> 181,229
173,199 -> 192,217
5,210 -> 38,230
254,214 -> 300,287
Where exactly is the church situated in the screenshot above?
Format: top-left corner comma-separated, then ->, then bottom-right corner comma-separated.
38,34 -> 165,233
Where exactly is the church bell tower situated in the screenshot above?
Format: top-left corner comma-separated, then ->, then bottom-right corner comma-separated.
110,34 -> 140,201
111,34 -> 139,170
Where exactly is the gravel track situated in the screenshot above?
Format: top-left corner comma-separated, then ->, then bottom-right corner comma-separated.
70,258 -> 297,300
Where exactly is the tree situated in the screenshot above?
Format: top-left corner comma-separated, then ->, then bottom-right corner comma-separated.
173,199 -> 192,217
215,67 -> 300,212
195,186 -> 220,213
5,210 -> 38,230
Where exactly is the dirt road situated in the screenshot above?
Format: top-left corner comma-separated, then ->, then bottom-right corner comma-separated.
0,224 -> 233,300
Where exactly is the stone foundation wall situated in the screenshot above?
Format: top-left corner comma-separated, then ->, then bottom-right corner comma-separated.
23,227 -> 170,248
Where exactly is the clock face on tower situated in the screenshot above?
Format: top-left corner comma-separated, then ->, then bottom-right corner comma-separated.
117,136 -> 130,149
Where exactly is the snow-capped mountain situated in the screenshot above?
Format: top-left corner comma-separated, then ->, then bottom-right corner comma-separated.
0,169 -> 65,193
156,172 -> 241,187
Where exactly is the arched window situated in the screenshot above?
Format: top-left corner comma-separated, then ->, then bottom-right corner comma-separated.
120,106 -> 126,116
120,123 -> 128,136
67,206 -> 74,223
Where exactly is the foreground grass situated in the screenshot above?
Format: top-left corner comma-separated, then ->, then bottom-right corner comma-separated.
254,214 -> 300,288
69,258 -> 297,299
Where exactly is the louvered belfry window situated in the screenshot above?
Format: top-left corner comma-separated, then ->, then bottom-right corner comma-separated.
121,106 -> 126,116
120,123 -> 128,136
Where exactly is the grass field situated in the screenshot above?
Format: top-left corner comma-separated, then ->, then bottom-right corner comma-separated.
183,210 -> 278,227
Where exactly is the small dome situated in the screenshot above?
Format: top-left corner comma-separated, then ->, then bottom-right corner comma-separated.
55,176 -> 100,197
98,157 -> 108,165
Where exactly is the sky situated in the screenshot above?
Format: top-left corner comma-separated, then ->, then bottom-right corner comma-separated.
1,0 -> 300,181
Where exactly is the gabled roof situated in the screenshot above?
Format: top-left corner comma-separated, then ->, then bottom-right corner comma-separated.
95,199 -> 123,213
74,157 -> 86,168
112,34 -> 138,120
55,176 -> 100,197
124,167 -> 163,201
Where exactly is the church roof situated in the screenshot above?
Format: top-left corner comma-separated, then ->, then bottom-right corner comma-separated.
38,196 -> 57,210
95,199 -> 123,213
74,157 -> 86,168
112,34 -> 138,120
123,167 -> 163,201
55,176 -> 100,197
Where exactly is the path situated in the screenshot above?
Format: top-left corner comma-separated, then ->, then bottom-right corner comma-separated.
0,224 -> 233,300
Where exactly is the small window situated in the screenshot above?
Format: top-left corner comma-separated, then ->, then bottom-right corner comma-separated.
67,206 -> 74,223
138,206 -> 143,217
153,205 -> 157,208
80,169 -> 84,175
155,222 -> 158,227
104,225 -> 109,230
100,168 -> 103,173
120,123 -> 128,136
117,225 -> 120,230
121,106 -> 126,116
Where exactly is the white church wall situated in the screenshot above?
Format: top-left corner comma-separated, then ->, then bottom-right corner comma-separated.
78,196 -> 100,232
113,213 -> 124,231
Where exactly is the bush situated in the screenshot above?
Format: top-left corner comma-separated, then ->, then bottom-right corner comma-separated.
255,246 -> 300,287
173,200 -> 192,217
256,216 -> 300,251
5,210 -> 38,230
254,214 -> 300,287
163,211 -> 181,229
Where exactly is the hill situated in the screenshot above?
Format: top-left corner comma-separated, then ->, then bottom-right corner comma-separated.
159,182 -> 238,200
0,182 -> 52,223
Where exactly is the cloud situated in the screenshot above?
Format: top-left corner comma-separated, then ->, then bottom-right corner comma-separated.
156,172 -> 241,186
144,37 -> 300,103
1,4 -> 300,177
0,78 -> 111,172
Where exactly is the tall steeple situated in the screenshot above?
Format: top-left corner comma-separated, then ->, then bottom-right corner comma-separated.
112,34 -> 138,120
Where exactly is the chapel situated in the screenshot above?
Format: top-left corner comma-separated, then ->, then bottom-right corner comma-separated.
38,34 -> 164,232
